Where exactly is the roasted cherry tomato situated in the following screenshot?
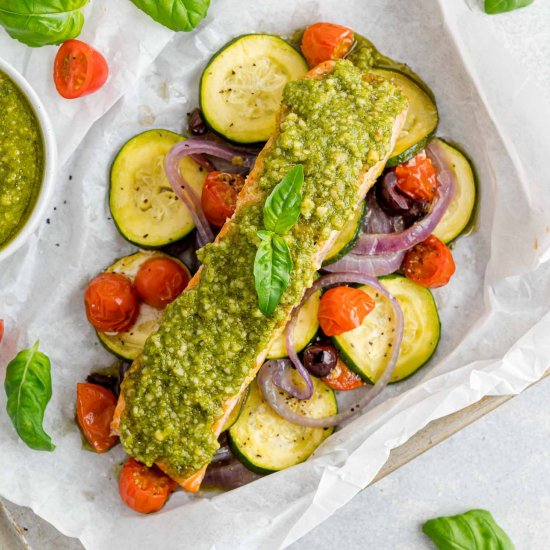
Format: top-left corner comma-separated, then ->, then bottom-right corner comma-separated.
403,235 -> 456,288
323,359 -> 364,391
75,383 -> 118,453
119,458 -> 177,514
54,39 -> 109,99
84,272 -> 139,332
318,286 -> 375,336
394,151 -> 437,202
134,258 -> 190,310
201,171 -> 245,228
301,22 -> 354,68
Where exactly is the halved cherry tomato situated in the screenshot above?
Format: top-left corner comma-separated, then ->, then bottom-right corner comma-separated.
403,235 -> 456,288
301,22 -> 354,69
134,258 -> 190,310
84,272 -> 139,332
318,286 -> 375,336
323,359 -> 364,391
76,383 -> 118,453
119,458 -> 177,514
54,40 -> 109,99
394,151 -> 437,202
201,171 -> 245,228
0,319 -> 4,345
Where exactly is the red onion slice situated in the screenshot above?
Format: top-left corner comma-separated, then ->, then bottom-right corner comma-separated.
354,140 -> 456,254
165,138 -> 257,248
259,273 -> 404,428
324,250 -> 405,276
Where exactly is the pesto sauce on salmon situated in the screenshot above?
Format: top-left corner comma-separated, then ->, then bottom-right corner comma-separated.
0,72 -> 43,248
119,60 -> 407,478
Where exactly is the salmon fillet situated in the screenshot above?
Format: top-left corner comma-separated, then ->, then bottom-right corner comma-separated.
112,60 -> 407,492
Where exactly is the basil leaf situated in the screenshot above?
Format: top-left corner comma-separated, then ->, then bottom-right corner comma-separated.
264,165 -> 304,235
423,509 -> 515,550
0,1 -> 88,47
4,341 -> 55,451
254,231 -> 292,316
128,0 -> 210,32
484,0 -> 534,14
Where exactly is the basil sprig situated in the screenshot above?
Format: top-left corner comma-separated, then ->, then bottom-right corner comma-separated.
4,341 -> 55,451
254,165 -> 304,316
484,0 -> 534,14
0,1 -> 89,47
129,0 -> 210,31
423,509 -> 515,550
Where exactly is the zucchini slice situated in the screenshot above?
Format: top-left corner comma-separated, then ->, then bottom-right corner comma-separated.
97,251 -> 191,361
333,275 -> 440,383
371,69 -> 438,167
109,130 -> 207,248
220,386 -> 249,432
432,138 -> 477,243
266,289 -> 320,359
200,34 -> 308,144
322,202 -> 366,266
228,375 -> 336,474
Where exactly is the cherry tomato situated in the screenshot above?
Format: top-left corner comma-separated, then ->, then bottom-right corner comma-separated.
0,319 -> 4,345
323,359 -> 364,391
134,258 -> 190,310
84,272 -> 139,332
201,171 -> 245,228
394,151 -> 437,202
54,40 -> 109,99
75,383 -> 118,453
119,458 -> 177,514
301,22 -> 354,69
318,286 -> 375,336
306,60 -> 336,80
403,235 -> 456,288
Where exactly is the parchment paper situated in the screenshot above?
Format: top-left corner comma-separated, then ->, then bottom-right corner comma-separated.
1,1 -> 549,548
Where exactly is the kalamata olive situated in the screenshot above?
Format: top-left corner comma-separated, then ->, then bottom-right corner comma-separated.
303,344 -> 338,378
85,373 -> 118,394
188,108 -> 207,136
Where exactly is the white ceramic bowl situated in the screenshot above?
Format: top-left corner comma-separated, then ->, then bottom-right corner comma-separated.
0,57 -> 57,263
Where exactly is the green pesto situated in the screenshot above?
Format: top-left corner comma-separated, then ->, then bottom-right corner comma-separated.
0,71 -> 44,249
120,59 -> 407,478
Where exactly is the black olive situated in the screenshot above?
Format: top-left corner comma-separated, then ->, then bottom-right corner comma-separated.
85,373 -> 118,394
303,344 -> 338,378
188,108 -> 208,136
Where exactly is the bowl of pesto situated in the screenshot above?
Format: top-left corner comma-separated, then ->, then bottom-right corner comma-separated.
0,57 -> 57,262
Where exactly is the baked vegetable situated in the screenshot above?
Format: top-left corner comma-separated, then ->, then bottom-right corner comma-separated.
333,275 -> 440,383
432,139 -> 477,243
96,251 -> 191,361
200,34 -> 308,143
372,69 -> 438,167
322,203 -> 366,266
110,130 -> 207,247
228,376 -> 336,473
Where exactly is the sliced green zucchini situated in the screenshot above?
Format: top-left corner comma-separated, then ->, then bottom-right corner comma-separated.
349,35 -> 436,101
371,69 -> 438,167
200,34 -> 308,144
266,289 -> 320,359
228,375 -> 336,474
432,138 -> 477,243
220,387 -> 250,432
322,202 -> 366,266
97,251 -> 191,360
333,275 -> 440,383
109,130 -> 207,248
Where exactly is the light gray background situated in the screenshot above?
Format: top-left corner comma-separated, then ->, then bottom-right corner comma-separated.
2,1 -> 550,549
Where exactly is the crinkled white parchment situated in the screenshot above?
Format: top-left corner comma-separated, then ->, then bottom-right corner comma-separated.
0,0 -> 549,549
